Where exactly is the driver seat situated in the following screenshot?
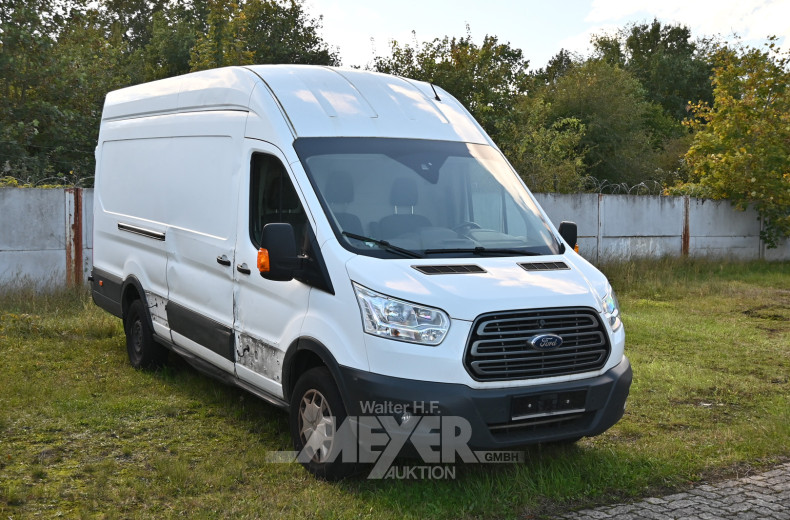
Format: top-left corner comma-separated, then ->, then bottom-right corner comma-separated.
324,171 -> 364,236
378,177 -> 431,239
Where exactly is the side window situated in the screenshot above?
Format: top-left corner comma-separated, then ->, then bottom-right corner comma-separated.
250,153 -> 309,253
469,171 -> 504,230
504,197 -> 528,237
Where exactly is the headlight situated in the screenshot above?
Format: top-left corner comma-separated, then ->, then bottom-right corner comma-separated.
353,283 -> 450,345
600,286 -> 622,331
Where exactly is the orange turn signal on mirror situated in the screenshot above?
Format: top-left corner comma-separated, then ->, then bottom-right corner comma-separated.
574,244 -> 579,253
257,248 -> 270,272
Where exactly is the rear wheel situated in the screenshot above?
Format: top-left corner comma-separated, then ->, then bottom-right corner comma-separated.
124,299 -> 167,369
289,367 -> 356,480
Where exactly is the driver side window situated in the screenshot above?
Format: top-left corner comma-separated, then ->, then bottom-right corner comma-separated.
249,153 -> 309,253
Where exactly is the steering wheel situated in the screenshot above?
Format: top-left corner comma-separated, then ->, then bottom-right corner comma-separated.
453,221 -> 482,234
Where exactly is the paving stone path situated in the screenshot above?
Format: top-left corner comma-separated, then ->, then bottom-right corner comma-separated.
557,461 -> 790,520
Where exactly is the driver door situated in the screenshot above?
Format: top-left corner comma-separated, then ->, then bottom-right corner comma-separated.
233,143 -> 312,398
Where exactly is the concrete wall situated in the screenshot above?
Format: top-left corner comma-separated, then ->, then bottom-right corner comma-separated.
687,198 -> 762,260
1,188 -> 92,289
534,193 -> 790,263
0,188 -> 787,289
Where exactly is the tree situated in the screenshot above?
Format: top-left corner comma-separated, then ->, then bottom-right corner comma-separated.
189,0 -> 337,71
586,20 -> 712,186
497,95 -> 586,193
370,32 -> 588,191
592,19 -> 713,120
189,0 -> 252,70
531,48 -> 577,85
0,0 -> 97,181
684,40 -> 790,247
102,0 -> 168,51
141,8 -> 197,81
1,0 -> 340,185
543,60 -> 662,186
241,0 -> 337,65
372,32 -> 531,143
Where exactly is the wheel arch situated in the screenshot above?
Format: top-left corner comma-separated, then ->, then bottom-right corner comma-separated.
121,275 -> 150,323
282,337 -> 349,407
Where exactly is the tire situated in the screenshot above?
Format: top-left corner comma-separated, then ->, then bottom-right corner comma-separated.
289,367 -> 357,480
124,299 -> 167,369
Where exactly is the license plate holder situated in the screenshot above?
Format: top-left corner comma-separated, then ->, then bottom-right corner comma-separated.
511,390 -> 587,420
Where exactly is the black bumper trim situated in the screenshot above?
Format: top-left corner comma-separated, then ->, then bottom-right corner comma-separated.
166,301 -> 235,361
338,357 -> 632,449
90,268 -> 123,318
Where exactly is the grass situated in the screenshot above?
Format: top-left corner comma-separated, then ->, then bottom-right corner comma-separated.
0,258 -> 788,519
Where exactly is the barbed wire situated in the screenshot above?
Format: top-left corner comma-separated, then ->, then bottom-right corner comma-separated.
0,139 -> 95,156
1,174 -> 94,188
34,175 -> 95,187
581,176 -> 666,195
4,173 -> 672,194
3,170 -> 668,195
1,141 -> 95,186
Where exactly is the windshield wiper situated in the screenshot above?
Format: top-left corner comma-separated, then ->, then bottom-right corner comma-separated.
342,232 -> 423,259
423,247 -> 542,256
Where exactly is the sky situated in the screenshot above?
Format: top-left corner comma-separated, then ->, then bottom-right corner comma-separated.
304,0 -> 790,69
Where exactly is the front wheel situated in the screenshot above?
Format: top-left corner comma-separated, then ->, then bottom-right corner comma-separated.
289,367 -> 357,480
124,299 -> 167,369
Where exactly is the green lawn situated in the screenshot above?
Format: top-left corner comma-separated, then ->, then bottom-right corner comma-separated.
1,259 -> 788,519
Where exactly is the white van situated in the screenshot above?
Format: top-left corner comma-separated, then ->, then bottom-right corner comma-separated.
91,65 -> 631,479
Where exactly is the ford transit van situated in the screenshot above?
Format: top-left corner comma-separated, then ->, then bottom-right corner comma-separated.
91,65 -> 631,479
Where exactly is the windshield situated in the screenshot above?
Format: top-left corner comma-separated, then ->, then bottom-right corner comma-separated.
294,138 -> 561,258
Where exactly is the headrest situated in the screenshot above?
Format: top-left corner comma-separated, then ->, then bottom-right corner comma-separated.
390,177 -> 418,207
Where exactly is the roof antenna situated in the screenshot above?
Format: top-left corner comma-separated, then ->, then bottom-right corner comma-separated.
430,83 -> 441,102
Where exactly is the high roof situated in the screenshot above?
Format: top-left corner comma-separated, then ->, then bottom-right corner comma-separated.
102,65 -> 490,144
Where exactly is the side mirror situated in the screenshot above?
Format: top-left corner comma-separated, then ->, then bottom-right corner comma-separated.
558,221 -> 578,252
259,223 -> 298,281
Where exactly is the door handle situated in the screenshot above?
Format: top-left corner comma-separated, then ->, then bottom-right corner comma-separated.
217,255 -> 231,266
236,263 -> 251,275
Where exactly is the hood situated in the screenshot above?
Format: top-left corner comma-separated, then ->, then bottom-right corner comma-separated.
345,254 -> 605,321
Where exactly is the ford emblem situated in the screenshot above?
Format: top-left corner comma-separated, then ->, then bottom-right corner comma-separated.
529,334 -> 563,351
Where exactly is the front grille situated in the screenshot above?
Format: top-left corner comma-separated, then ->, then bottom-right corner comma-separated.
465,307 -> 610,381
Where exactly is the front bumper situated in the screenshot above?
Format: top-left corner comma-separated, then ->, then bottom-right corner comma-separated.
338,356 -> 632,449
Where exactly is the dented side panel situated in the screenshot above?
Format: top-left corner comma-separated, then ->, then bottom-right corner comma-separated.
145,291 -> 169,328
145,290 -> 170,340
236,333 -> 284,383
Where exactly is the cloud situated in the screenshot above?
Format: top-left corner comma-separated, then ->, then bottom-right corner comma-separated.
308,0 -> 387,67
584,0 -> 789,45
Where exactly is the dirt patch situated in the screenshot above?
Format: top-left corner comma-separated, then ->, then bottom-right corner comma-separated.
743,304 -> 790,321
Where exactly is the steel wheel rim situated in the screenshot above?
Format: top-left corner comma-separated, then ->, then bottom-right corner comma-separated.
130,320 -> 143,355
298,389 -> 335,463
